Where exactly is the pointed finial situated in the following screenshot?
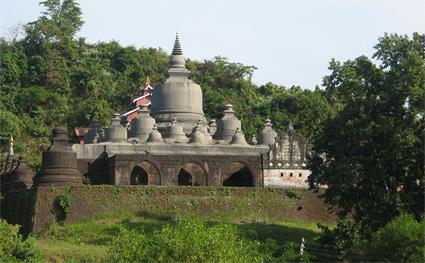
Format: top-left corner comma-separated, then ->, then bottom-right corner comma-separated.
288,120 -> 294,131
172,33 -> 183,55
7,136 -> 14,163
145,76 -> 151,85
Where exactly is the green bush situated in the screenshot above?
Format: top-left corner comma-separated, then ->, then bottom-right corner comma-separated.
285,189 -> 300,199
0,219 -> 43,262
365,214 -> 424,262
108,216 -> 265,263
57,192 -> 71,214
56,190 -> 72,221
317,219 -> 361,260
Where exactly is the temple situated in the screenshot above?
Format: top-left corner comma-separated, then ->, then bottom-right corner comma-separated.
1,35 -> 312,191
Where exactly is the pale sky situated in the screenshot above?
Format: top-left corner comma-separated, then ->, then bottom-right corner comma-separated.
1,0 -> 424,89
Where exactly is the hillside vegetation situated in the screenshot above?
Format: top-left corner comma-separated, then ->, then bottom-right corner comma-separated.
1,1 -> 423,262
0,0 -> 334,169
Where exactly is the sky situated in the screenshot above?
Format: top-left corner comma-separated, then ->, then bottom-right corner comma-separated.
1,0 -> 424,89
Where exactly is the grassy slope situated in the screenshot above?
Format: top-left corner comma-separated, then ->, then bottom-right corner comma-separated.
28,186 -> 336,262
35,211 -> 324,262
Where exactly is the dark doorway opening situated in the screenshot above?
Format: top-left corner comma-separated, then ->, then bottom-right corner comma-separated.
178,168 -> 192,186
223,167 -> 253,187
131,166 -> 148,185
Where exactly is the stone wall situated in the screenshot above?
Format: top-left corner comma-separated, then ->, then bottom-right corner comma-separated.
1,186 -> 337,233
264,169 -> 310,188
111,154 -> 263,187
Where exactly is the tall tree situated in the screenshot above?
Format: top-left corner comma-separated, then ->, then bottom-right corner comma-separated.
308,33 -> 425,231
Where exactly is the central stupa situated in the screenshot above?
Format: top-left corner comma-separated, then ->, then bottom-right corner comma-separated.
151,34 -> 206,134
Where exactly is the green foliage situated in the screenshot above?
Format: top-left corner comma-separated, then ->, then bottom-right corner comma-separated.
259,238 -> 311,263
0,109 -> 22,138
57,190 -> 71,214
0,219 -> 43,262
108,216 -> 265,263
309,33 -> 425,230
317,220 -> 361,260
285,189 -> 301,199
113,186 -> 121,195
365,214 -> 425,262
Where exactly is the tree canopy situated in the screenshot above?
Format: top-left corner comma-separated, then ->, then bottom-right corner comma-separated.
308,33 -> 424,230
0,0 -> 333,168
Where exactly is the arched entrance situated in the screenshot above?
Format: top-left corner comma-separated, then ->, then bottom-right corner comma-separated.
177,162 -> 207,186
178,168 -> 193,186
222,162 -> 254,187
131,165 -> 148,185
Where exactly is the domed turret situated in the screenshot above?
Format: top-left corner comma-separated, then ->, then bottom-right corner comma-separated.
128,106 -> 156,143
146,125 -> 164,143
229,128 -> 248,145
106,113 -> 127,143
151,34 -> 206,134
251,135 -> 258,145
189,122 -> 207,144
8,157 -> 33,191
35,128 -> 82,186
214,104 -> 241,142
209,119 -> 217,136
193,119 -> 213,143
257,118 -> 277,145
84,119 -> 103,144
164,118 -> 188,143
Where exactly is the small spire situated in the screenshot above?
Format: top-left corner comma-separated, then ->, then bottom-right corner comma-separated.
288,120 -> 294,131
172,33 -> 183,55
145,76 -> 151,86
7,136 -> 14,162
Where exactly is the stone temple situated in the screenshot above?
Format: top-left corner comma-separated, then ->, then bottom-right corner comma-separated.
1,35 -> 312,190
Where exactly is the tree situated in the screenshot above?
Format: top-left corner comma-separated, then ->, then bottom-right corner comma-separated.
0,219 -> 43,262
308,33 -> 425,231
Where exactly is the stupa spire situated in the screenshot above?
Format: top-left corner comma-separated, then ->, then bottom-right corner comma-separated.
6,136 -> 14,163
288,120 -> 294,131
172,33 -> 183,55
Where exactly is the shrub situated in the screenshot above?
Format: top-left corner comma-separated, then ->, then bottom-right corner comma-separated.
285,189 -> 300,199
365,214 -> 424,262
113,186 -> 121,194
108,216 -> 264,263
259,238 -> 311,263
57,192 -> 71,213
0,219 -> 43,262
56,190 -> 71,221
317,219 -> 361,260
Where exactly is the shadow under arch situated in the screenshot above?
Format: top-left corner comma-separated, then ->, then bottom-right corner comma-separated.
177,162 -> 207,186
132,161 -> 161,185
222,161 -> 254,187
130,166 -> 148,185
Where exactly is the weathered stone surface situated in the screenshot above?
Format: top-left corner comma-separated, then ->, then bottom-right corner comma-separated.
214,104 -> 241,142
106,113 -> 127,143
257,118 -> 277,145
128,106 -> 156,143
35,128 -> 82,186
7,157 -> 33,191
151,34 -> 206,134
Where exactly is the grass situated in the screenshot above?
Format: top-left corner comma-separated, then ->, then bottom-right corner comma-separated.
34,210 -> 325,262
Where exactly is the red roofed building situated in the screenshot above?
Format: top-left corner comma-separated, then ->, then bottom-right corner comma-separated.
73,128 -> 89,144
122,77 -> 153,123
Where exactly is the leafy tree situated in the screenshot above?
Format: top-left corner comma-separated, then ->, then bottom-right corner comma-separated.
0,219 -> 43,262
309,33 -> 425,230
365,214 -> 425,262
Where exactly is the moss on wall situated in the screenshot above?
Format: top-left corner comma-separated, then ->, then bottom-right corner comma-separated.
4,186 -> 336,233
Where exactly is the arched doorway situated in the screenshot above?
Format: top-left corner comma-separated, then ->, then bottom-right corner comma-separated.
178,168 -> 193,186
222,163 -> 254,187
131,166 -> 148,185
177,162 -> 207,186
